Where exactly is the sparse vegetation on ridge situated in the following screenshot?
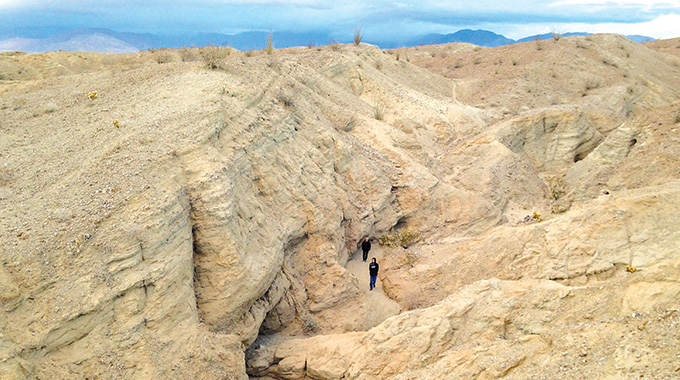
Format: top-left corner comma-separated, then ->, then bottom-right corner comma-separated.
200,45 -> 229,69
353,26 -> 363,45
551,27 -> 563,41
265,33 -> 274,55
379,230 -> 420,248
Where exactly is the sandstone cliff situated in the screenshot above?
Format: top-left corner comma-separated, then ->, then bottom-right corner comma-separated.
1,34 -> 679,379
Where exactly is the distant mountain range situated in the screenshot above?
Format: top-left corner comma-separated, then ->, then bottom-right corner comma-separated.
0,28 -> 656,54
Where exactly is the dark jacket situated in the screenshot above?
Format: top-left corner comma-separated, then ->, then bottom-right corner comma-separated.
369,262 -> 379,276
362,240 -> 371,252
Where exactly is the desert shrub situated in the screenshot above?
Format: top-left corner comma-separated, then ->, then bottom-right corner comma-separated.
379,229 -> 420,248
265,33 -> 274,55
200,45 -> 227,69
373,102 -> 386,121
550,177 -> 566,200
474,57 -> 481,64
511,58 -> 518,66
674,110 -> 680,124
88,91 -> 98,100
178,47 -> 199,62
154,49 -> 173,64
535,37 -> 543,51
402,287 -> 424,310
353,26 -> 363,45
329,40 -> 341,51
551,27 -> 563,41
301,316 -> 319,333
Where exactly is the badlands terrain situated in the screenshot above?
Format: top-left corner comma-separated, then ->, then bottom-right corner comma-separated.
1,34 -> 680,379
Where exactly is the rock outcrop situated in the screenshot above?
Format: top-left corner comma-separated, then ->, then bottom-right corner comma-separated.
249,263 -> 680,379
1,35 -> 680,379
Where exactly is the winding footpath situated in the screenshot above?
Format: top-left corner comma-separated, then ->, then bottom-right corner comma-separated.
345,245 -> 401,329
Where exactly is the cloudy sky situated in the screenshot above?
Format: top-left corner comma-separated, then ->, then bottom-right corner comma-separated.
1,0 -> 679,41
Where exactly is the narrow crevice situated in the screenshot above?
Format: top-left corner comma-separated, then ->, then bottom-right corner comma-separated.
187,193 -> 205,324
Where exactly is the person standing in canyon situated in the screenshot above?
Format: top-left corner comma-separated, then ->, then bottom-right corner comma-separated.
369,258 -> 379,291
361,237 -> 371,262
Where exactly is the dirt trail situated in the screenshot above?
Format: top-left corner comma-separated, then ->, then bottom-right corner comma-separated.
346,245 -> 401,330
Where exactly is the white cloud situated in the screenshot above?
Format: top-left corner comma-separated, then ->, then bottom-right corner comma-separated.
0,0 -> 36,8
551,0 -> 680,4
500,13 -> 680,40
568,13 -> 680,38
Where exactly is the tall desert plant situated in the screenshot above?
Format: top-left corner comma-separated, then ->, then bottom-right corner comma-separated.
265,33 -> 274,55
551,27 -> 564,41
353,26 -> 363,45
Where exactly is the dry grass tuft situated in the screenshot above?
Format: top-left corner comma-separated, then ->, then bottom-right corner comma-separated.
373,102 -> 386,121
353,26 -> 363,46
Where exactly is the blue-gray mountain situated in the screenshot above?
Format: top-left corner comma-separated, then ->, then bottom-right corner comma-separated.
0,28 -> 655,53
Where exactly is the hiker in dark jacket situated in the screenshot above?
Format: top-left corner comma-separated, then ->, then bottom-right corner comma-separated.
369,258 -> 379,290
361,238 -> 371,262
